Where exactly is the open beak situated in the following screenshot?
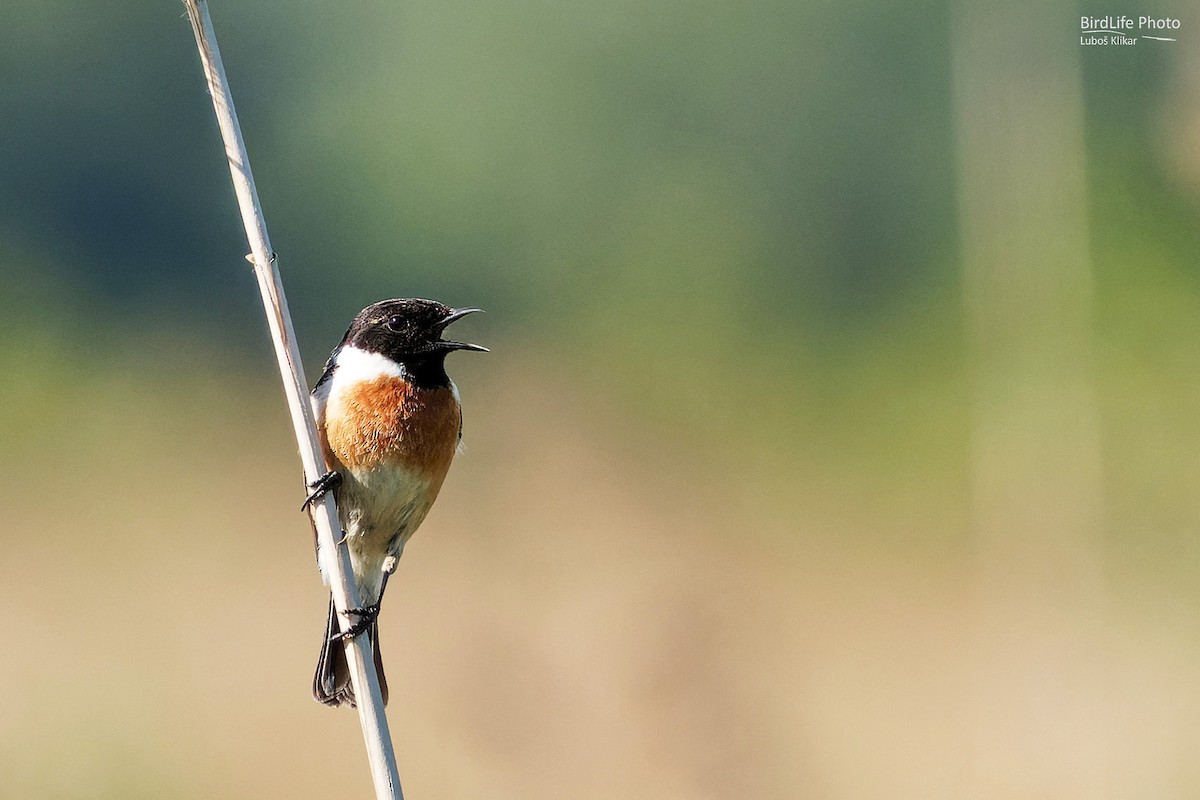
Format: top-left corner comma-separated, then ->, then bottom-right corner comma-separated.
438,307 -> 488,352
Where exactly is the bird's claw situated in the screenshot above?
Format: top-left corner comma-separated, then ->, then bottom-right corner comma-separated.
301,470 -> 342,511
329,603 -> 381,643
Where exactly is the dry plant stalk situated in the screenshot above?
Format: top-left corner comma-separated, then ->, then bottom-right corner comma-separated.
181,1 -> 403,797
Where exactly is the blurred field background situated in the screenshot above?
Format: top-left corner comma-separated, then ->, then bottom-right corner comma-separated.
3,0 -> 1200,797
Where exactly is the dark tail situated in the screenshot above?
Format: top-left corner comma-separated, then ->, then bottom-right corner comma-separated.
313,598 -> 388,708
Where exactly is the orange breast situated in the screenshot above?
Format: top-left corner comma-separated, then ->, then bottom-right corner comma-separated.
324,377 -> 460,482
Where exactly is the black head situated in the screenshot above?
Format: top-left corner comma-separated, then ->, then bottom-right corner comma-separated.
341,298 -> 486,388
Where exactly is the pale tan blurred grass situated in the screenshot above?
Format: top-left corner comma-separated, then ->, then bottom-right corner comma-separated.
1,338 -> 1199,798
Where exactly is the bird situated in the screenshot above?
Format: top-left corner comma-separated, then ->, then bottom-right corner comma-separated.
304,298 -> 486,708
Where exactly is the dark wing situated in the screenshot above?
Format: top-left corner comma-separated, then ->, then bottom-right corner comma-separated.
313,347 -> 339,392
313,316 -> 358,393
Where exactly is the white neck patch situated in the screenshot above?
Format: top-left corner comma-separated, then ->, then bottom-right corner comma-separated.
333,345 -> 408,384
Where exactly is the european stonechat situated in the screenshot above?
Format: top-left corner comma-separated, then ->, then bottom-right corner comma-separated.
305,298 -> 485,707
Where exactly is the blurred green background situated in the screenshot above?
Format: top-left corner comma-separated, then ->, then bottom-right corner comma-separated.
3,0 -> 1200,797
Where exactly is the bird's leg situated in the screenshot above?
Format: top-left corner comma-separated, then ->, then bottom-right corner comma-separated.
301,470 -> 342,511
328,559 -> 396,643
380,553 -> 400,585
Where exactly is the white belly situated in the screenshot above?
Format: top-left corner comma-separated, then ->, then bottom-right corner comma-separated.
316,463 -> 434,605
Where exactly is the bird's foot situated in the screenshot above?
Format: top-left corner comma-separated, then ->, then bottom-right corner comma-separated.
329,603 -> 381,642
301,470 -> 342,511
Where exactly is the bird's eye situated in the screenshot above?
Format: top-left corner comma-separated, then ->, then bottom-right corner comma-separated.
386,315 -> 403,331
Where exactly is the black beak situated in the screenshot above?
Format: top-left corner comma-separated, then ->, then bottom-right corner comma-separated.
441,307 -> 483,327
438,307 -> 488,352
